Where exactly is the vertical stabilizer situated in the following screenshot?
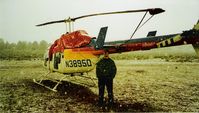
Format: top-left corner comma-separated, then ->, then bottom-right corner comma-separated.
193,20 -> 199,30
193,20 -> 199,58
193,45 -> 199,58
95,27 -> 108,49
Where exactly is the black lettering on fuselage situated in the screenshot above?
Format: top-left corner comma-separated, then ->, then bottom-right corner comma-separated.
65,59 -> 92,67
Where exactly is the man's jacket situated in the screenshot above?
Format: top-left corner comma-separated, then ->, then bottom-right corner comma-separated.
96,58 -> 117,79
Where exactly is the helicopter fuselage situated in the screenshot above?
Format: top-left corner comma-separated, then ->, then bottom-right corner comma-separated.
43,21 -> 199,75
44,32 -> 199,75
44,47 -> 102,74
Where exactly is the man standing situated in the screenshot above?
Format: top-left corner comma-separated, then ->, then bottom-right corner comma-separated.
96,50 -> 117,107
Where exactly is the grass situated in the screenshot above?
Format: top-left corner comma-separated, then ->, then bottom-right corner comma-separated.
113,60 -> 199,111
0,45 -> 199,112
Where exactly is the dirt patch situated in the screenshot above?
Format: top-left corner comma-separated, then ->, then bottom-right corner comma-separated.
0,60 -> 199,112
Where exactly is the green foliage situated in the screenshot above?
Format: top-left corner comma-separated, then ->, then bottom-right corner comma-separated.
0,38 -> 49,60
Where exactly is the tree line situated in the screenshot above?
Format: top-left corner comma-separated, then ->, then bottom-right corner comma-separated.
0,38 -> 49,60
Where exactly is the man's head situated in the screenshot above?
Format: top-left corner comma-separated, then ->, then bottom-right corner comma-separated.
104,50 -> 109,59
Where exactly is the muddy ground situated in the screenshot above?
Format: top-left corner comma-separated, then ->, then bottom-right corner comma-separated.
0,59 -> 199,112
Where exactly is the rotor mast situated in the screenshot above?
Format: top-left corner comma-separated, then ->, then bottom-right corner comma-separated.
65,17 -> 74,33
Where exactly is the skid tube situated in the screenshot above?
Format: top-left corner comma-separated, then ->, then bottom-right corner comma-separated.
33,72 -> 97,92
33,72 -> 66,92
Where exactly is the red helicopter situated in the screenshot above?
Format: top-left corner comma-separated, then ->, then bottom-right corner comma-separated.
33,8 -> 199,91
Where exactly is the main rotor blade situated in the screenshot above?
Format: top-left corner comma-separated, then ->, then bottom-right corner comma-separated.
36,19 -> 65,26
36,8 -> 165,27
72,8 -> 164,21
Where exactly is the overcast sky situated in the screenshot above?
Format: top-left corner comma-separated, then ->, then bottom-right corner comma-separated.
0,0 -> 199,43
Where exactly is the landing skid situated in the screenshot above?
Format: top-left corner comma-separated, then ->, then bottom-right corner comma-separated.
71,73 -> 97,87
33,72 -> 97,92
33,72 -> 66,92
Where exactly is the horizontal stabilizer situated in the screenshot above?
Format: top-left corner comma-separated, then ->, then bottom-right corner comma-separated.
147,31 -> 157,37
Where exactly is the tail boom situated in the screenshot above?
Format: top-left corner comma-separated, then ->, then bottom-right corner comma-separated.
103,31 -> 199,55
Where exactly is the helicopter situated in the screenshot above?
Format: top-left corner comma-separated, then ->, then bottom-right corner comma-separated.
33,8 -> 199,92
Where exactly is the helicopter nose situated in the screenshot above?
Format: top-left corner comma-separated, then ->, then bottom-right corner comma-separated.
149,8 -> 165,15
